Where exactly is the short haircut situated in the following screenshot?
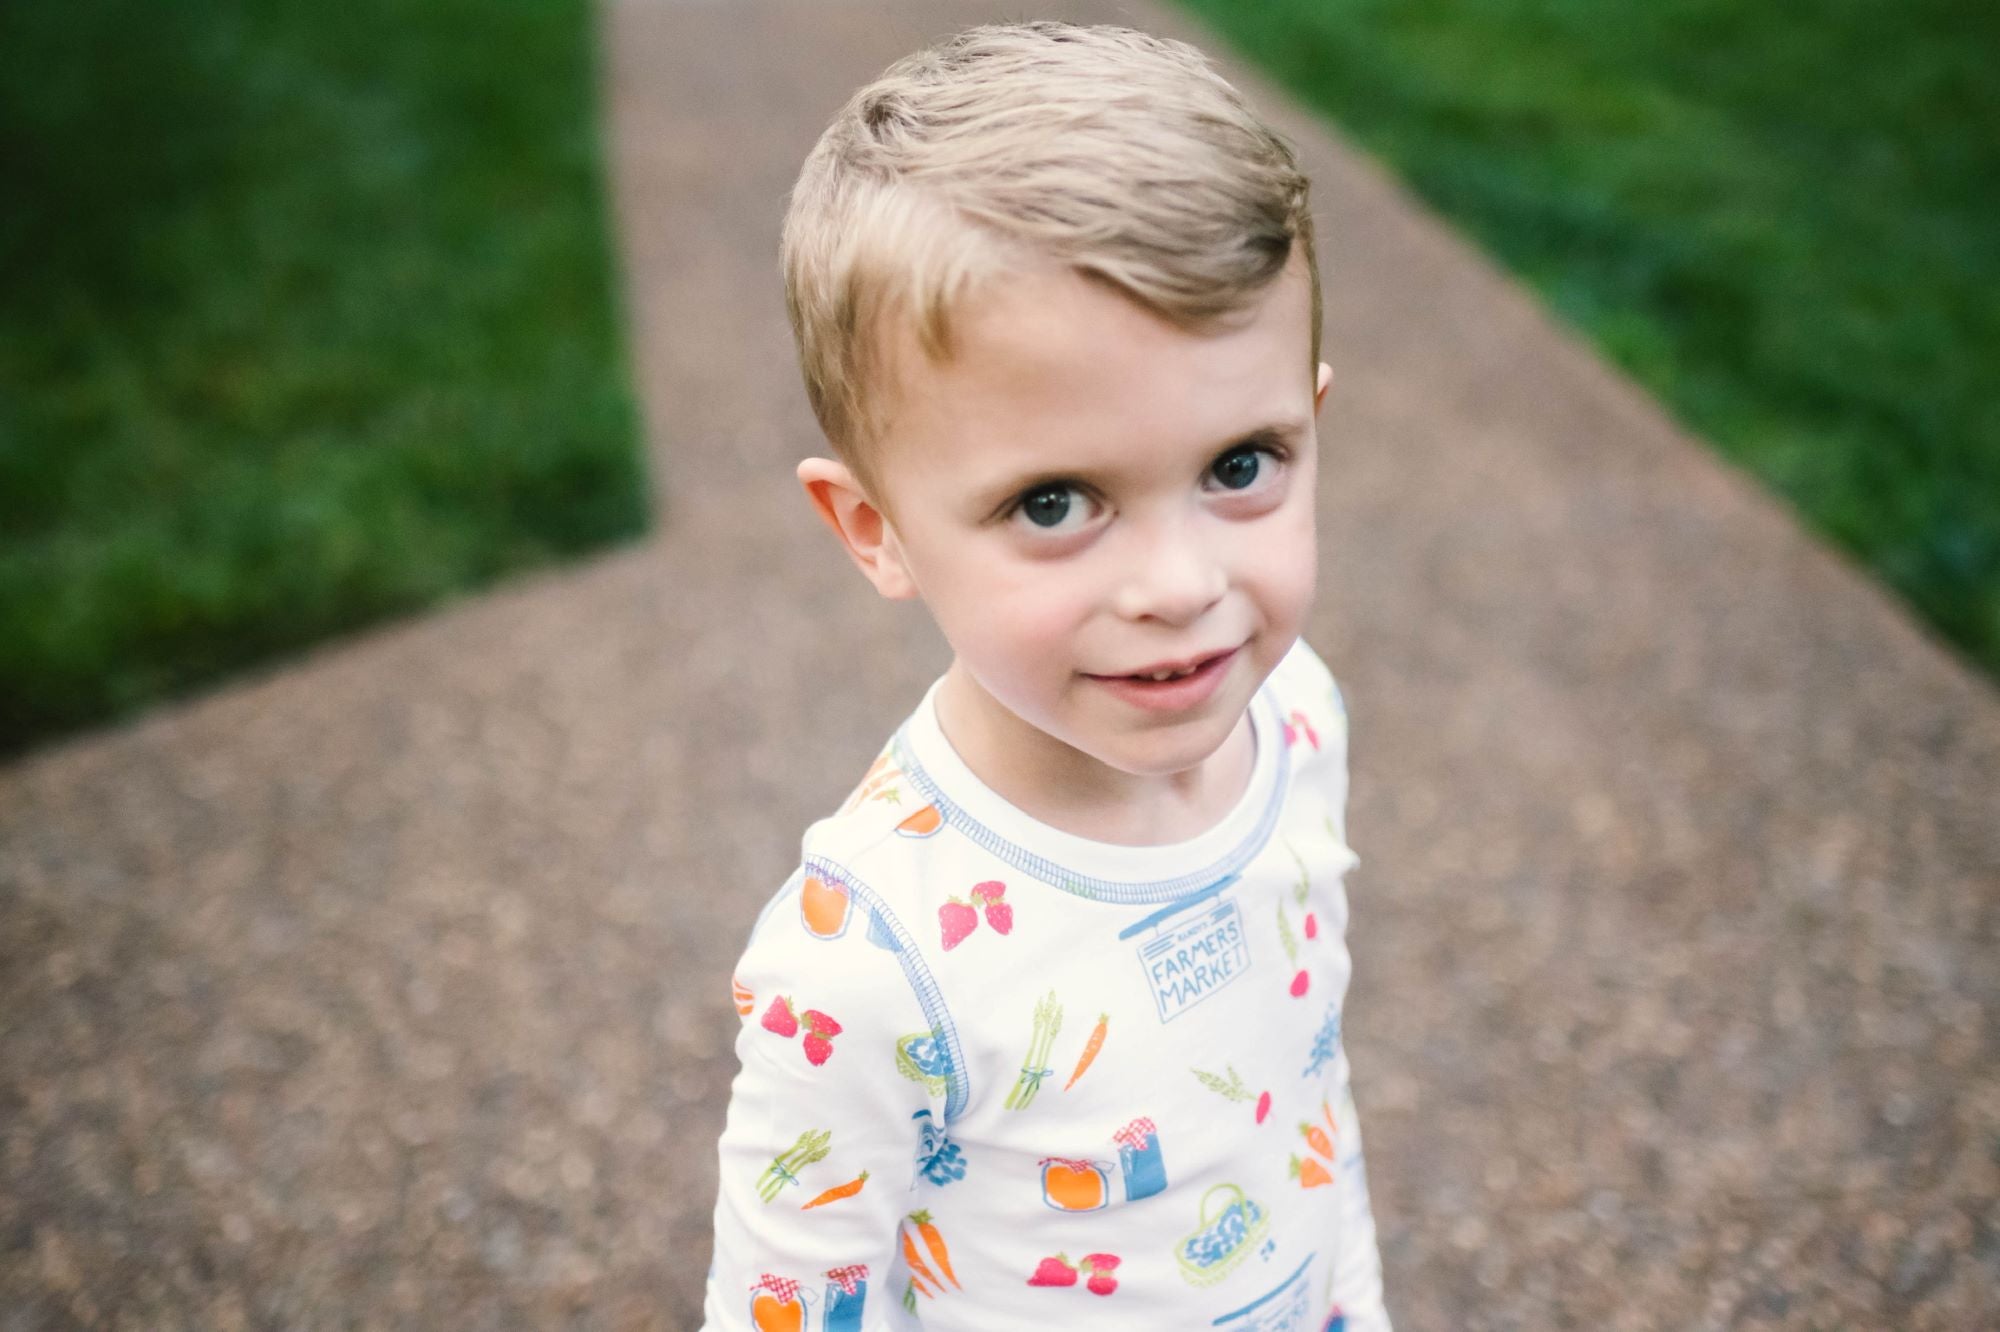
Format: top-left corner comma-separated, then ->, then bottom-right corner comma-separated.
781,20 -> 1321,489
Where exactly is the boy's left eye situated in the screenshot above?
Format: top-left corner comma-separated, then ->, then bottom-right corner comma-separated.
1200,444 -> 1280,490
1208,445 -> 1268,491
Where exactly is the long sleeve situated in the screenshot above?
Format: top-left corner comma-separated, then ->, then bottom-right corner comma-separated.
1325,1048 -> 1391,1330
702,869 -> 939,1332
1295,641 -> 1393,1330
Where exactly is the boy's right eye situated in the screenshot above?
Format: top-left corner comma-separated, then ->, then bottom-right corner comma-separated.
1009,483 -> 1096,535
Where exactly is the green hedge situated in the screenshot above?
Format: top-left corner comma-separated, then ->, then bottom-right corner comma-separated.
0,0 -> 647,757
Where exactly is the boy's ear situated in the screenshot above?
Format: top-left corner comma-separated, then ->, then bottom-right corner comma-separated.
796,457 -> 919,601
1314,361 -> 1333,415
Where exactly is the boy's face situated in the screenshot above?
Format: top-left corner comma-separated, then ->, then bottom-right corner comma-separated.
804,254 -> 1329,788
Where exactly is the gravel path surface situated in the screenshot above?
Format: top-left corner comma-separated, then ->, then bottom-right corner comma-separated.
4,1 -> 1996,1327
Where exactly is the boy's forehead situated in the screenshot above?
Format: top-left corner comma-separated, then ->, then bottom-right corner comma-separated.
871,258 -> 1317,483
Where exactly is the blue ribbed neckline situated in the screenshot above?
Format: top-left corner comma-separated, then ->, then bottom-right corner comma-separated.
891,673 -> 1290,905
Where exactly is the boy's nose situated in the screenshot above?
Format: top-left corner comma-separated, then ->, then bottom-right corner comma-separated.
1111,525 -> 1227,626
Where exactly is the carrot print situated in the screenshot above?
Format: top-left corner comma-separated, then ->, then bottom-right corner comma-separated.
1324,1098 -> 1339,1143
1289,1153 -> 1333,1188
1064,1013 -> 1109,1091
908,1210 -> 961,1290
801,1170 -> 868,1210
1299,1120 -> 1334,1161
901,1225 -> 942,1295
839,753 -> 900,813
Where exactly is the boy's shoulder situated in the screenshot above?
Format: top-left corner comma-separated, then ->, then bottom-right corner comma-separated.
789,727 -> 984,942
799,736 -> 948,872
1271,632 -> 1345,709
1267,633 -> 1349,753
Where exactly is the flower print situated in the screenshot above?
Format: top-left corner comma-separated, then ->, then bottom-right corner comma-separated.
912,1109 -> 967,1186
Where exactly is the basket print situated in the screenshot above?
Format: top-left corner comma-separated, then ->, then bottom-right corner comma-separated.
1174,1182 -> 1268,1287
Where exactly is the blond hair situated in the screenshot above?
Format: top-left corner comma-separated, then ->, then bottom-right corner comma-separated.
781,21 -> 1321,487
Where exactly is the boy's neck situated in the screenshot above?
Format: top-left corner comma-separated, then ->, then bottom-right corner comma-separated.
933,660 -> 1256,848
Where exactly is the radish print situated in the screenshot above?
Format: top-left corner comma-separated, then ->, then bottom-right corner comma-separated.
1192,1065 -> 1273,1127
1277,903 -> 1309,995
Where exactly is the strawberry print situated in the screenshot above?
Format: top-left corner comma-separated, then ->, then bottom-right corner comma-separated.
761,997 -> 799,1038
1027,1254 -> 1078,1287
1029,1252 -> 1119,1296
761,998 -> 842,1067
971,880 -> 1013,934
939,898 -> 979,950
802,1008 -> 843,1066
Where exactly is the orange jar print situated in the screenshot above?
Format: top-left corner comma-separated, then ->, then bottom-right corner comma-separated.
896,804 -> 944,838
748,1275 -> 805,1332
1040,1157 -> 1110,1212
800,874 -> 852,940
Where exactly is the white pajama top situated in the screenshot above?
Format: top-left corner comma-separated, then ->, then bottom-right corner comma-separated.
702,638 -> 1391,1332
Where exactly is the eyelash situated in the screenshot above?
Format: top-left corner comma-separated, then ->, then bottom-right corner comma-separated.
1000,438 -> 1296,528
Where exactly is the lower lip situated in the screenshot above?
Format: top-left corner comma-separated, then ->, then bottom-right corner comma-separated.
1086,649 -> 1238,713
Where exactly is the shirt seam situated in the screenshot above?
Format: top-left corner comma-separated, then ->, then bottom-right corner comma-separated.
802,854 -> 970,1125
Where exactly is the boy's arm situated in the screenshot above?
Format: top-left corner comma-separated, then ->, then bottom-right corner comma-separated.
1326,1050 -> 1392,1330
1290,638 -> 1393,1329
702,870 -> 936,1331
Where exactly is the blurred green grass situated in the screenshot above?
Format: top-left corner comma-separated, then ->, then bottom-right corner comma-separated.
1179,0 -> 2000,676
0,0 -> 646,757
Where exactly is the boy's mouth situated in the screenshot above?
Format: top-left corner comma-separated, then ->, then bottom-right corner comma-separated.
1091,647 -> 1235,683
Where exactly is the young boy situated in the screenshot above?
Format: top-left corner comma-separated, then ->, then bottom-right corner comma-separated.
704,22 -> 1390,1331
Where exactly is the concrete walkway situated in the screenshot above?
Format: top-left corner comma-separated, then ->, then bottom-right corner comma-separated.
5,0 -> 1996,1326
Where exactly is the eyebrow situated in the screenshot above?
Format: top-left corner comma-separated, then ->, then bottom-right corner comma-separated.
976,419 -> 1310,516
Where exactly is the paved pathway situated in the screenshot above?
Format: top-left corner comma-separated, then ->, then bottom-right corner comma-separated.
4,0 -> 1996,1326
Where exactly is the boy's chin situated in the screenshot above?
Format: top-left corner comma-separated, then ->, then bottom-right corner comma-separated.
1082,709 -> 1252,779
